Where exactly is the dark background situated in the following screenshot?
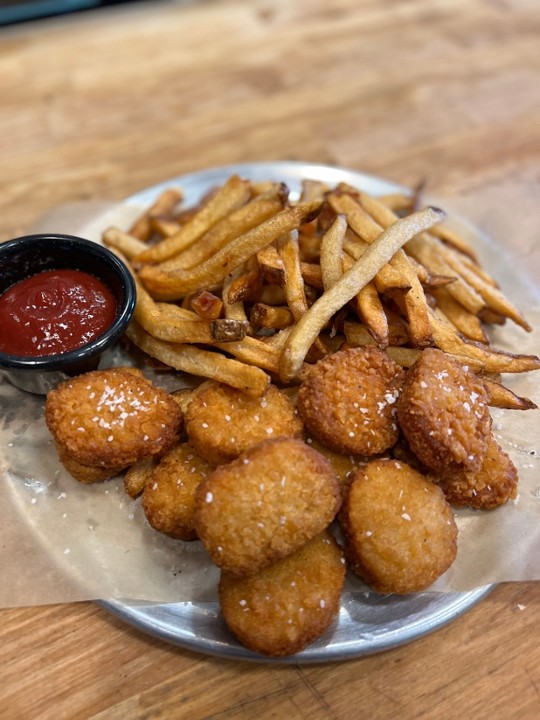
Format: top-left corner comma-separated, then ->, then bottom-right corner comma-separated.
0,0 -> 141,25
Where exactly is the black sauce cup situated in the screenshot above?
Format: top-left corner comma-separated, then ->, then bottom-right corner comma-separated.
0,234 -> 136,394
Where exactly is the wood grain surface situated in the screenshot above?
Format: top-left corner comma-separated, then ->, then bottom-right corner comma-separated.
1,1 -> 540,718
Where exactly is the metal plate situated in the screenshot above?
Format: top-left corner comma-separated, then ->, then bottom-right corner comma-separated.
99,161 -> 493,663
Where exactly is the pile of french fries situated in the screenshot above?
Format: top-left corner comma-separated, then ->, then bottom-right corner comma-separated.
103,174 -> 539,409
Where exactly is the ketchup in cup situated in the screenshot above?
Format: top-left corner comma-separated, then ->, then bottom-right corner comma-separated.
0,268 -> 117,357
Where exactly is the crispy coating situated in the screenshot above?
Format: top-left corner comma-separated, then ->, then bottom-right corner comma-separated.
305,436 -> 367,495
434,434 -> 518,510
194,437 -> 341,577
297,347 -> 405,456
55,442 -> 124,484
340,459 -> 458,594
219,531 -> 345,657
185,381 -> 303,466
397,348 -> 491,474
45,367 -> 183,468
142,443 -> 211,540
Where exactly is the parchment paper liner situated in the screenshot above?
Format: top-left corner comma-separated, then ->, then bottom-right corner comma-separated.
1,183 -> 539,608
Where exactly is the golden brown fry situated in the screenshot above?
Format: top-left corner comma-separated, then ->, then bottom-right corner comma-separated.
343,319 -> 409,348
432,287 -> 488,343
335,192 -> 432,346
349,280 -> 389,348
250,303 -> 294,330
150,217 -> 181,238
128,188 -> 183,241
124,457 -> 157,498
320,214 -> 347,290
159,196 -> 284,272
429,222 -> 479,262
279,206 -> 445,381
135,175 -> 252,264
439,244 -> 531,331
102,227 -> 148,260
429,308 -> 540,373
190,290 -> 223,320
126,321 -> 270,397
222,267 -> 249,322
482,377 -> 537,410
138,200 -> 322,300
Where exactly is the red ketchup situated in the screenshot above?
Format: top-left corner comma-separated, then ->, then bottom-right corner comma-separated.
0,269 -> 117,357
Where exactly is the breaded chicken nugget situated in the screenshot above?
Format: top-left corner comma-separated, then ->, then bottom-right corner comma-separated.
194,437 -> 341,577
340,459 -> 457,594
434,434 -> 518,510
305,436 -> 367,494
219,531 -> 345,657
142,443 -> 212,540
297,347 -> 405,456
397,348 -> 491,475
45,367 -> 182,469
55,441 -> 124,484
185,381 -> 303,466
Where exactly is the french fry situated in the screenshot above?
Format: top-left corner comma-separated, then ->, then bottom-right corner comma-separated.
135,175 -> 252,264
250,303 -> 294,330
190,290 -> 223,320
332,192 -> 432,346
437,243 -> 532,330
431,286 -> 489,344
127,188 -> 183,241
158,195 -> 284,272
126,321 -> 270,397
357,191 -> 487,317
279,206 -> 446,381
124,457 -> 157,498
103,227 -> 148,260
482,377 -> 538,410
429,308 -> 540,373
138,200 -> 322,300
222,267 -> 249,322
320,215 -> 347,290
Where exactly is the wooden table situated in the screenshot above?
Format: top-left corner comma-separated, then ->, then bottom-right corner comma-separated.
1,1 -> 540,718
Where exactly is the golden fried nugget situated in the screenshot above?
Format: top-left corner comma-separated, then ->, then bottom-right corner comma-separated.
54,442 -> 124,484
45,367 -> 183,469
219,531 -> 345,657
142,443 -> 212,540
434,434 -> 518,510
397,348 -> 491,474
185,381 -> 303,466
340,459 -> 457,594
305,436 -> 367,494
297,347 -> 405,456
194,437 -> 341,577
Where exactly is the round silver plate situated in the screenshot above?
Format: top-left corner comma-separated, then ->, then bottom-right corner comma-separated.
98,161 -> 493,663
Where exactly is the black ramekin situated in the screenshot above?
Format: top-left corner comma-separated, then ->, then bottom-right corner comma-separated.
0,233 -> 136,394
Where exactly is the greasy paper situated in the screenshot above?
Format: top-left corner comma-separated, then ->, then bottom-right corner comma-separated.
0,185 -> 539,609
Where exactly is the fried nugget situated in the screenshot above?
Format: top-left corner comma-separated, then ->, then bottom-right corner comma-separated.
434,434 -> 518,510
305,436 -> 367,494
45,367 -> 183,470
185,381 -> 303,466
142,443 -> 212,540
340,459 -> 458,594
397,348 -> 491,475
194,437 -> 341,577
54,441 -> 124,484
297,347 -> 405,457
219,531 -> 345,657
